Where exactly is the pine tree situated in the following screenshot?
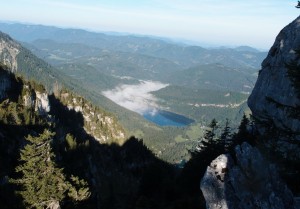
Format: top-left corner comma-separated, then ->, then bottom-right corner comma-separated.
180,119 -> 224,194
68,175 -> 91,202
232,113 -> 251,146
65,133 -> 77,151
237,113 -> 249,137
197,119 -> 221,152
12,129 -> 90,208
220,118 -> 232,151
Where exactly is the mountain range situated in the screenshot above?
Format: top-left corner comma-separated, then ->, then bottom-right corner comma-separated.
0,16 -> 300,209
0,22 -> 267,163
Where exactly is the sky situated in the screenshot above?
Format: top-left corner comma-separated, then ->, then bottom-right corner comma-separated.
0,0 -> 299,49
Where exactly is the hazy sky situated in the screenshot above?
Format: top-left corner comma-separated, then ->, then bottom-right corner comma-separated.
0,0 -> 299,49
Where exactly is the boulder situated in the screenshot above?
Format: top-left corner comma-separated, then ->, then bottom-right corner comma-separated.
200,143 -> 296,209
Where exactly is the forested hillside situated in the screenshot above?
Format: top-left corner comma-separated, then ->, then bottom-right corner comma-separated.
0,2 -> 299,209
0,29 -> 256,163
0,62 -> 253,209
0,65 -> 167,208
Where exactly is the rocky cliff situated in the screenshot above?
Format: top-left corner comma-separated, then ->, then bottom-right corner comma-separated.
200,143 -> 296,209
248,16 -> 300,145
201,16 -> 300,209
22,84 -> 50,115
0,30 -> 126,144
57,89 -> 125,144
0,66 -> 151,209
0,32 -> 20,72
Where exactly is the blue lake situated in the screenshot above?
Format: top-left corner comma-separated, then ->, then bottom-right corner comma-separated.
143,110 -> 194,127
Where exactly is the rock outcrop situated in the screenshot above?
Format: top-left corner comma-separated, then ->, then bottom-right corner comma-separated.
0,32 -> 20,72
34,91 -> 50,115
1,64 -> 125,146
0,31 -> 126,145
22,84 -> 50,115
248,16 -> 300,142
201,16 -> 300,209
58,90 -> 126,144
200,143 -> 296,209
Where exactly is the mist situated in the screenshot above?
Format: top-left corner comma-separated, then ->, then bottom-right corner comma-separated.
102,80 -> 168,115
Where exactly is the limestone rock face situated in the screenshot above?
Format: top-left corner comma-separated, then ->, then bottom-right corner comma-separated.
34,91 -> 50,115
58,91 -> 126,144
0,32 -> 20,72
200,154 -> 232,209
23,93 -> 35,108
22,85 -> 50,116
248,16 -> 300,140
200,143 -> 296,209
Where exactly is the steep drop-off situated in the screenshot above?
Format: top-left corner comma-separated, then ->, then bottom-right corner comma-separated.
246,16 -> 300,174
201,16 -> 300,209
0,66 -> 160,208
0,31 -> 126,144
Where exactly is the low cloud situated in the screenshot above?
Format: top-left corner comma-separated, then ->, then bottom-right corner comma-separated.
102,80 -> 168,115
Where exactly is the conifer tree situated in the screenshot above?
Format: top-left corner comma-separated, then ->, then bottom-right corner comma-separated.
232,113 -> 252,146
197,119 -> 221,152
202,119 -> 218,144
65,133 -> 77,151
13,129 -> 90,208
181,119 -> 224,194
237,114 -> 249,136
220,118 -> 232,151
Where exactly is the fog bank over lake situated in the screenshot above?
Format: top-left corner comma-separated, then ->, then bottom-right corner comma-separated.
102,80 -> 168,115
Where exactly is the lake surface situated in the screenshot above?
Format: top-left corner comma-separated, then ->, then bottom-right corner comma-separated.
143,110 -> 194,127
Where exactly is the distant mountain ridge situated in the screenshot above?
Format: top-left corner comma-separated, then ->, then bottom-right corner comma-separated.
23,39 -> 183,81
19,38 -> 260,93
0,30 -> 195,163
0,22 -> 267,69
164,63 -> 257,92
234,45 -> 261,52
0,24 -> 262,163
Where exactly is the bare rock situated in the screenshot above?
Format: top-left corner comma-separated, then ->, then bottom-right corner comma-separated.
200,143 -> 296,209
0,32 -> 20,72
47,200 -> 61,209
248,17 -> 300,159
35,91 -> 50,115
201,154 -> 232,209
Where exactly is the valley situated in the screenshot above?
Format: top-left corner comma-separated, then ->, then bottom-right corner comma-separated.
0,22 -> 267,163
1,12 -> 300,209
1,1 -> 300,209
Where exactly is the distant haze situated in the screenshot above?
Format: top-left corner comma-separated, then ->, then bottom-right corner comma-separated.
0,0 -> 299,49
102,81 -> 168,115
